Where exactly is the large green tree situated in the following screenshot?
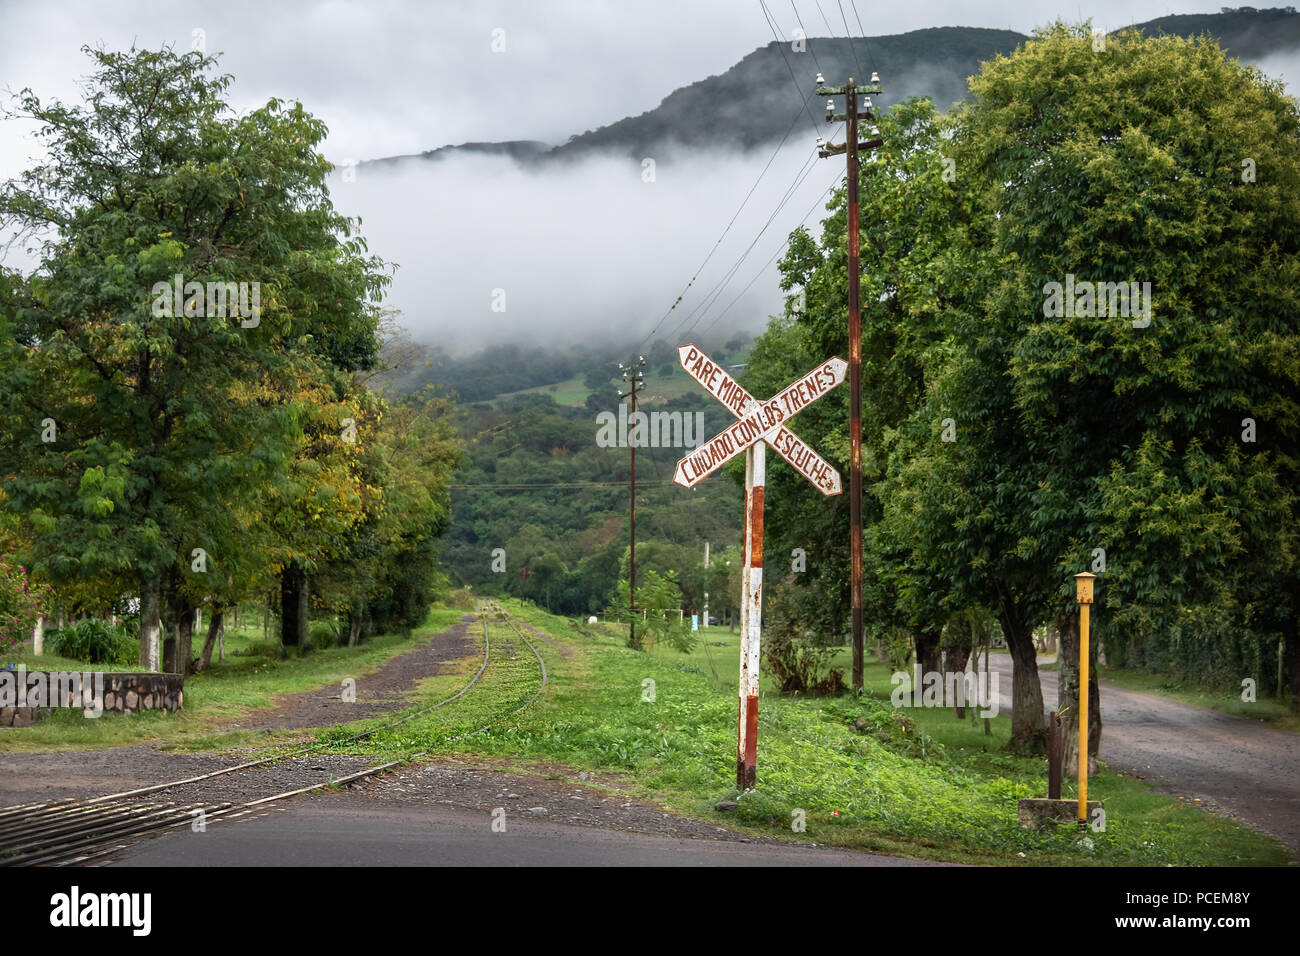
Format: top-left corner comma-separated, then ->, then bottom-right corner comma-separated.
944,22 -> 1300,734
0,45 -> 389,668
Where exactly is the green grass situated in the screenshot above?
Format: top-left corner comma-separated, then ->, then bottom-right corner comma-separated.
321,612 -> 541,751
497,374 -> 591,407
319,603 -> 1292,866
0,606 -> 473,753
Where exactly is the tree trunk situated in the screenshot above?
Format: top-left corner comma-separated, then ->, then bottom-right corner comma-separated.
1284,616 -> 1299,714
195,609 -> 225,673
280,560 -> 309,647
348,605 -> 363,647
944,644 -> 972,719
177,607 -> 195,675
139,575 -> 162,671
915,627 -> 942,676
163,587 -> 195,675
983,647 -> 992,735
1000,604 -> 1047,753
1057,608 -> 1101,775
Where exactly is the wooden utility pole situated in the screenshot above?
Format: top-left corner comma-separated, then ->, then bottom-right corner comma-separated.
620,357 -> 647,649
816,70 -> 883,692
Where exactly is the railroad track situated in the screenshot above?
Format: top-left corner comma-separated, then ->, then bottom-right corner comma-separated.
0,601 -> 548,866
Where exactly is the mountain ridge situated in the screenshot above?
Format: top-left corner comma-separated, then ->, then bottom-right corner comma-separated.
352,8 -> 1300,170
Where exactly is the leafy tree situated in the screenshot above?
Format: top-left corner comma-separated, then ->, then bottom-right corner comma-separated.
944,22 -> 1300,733
0,45 -> 389,668
762,95 -> 974,691
608,569 -> 695,652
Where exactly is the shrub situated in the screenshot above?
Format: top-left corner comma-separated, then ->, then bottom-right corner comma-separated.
442,588 -> 476,611
234,640 -> 281,661
308,619 -> 340,650
0,562 -> 49,654
762,577 -> 846,695
48,619 -> 136,666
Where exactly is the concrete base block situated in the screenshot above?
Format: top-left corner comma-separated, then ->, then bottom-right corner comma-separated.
1018,797 -> 1104,830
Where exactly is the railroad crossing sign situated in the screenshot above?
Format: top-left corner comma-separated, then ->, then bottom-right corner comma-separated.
673,343 -> 846,789
673,345 -> 845,495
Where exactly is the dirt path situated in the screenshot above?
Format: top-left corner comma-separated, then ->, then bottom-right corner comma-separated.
986,654 -> 1300,854
0,615 -> 478,804
215,615 -> 477,732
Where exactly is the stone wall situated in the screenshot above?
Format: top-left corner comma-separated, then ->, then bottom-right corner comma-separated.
0,671 -> 184,727
101,673 -> 184,714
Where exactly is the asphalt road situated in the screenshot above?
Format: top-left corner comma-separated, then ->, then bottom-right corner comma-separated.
109,796 -> 945,867
987,653 -> 1300,853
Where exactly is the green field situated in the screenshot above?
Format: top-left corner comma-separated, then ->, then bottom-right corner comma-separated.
493,359 -> 735,408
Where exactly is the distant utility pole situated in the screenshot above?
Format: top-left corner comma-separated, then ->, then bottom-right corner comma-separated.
816,70 -> 883,692
620,356 -> 647,649
703,540 -> 710,630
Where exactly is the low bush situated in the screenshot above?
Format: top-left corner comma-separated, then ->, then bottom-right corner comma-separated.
308,619 -> 340,650
442,588 -> 476,611
47,619 -> 137,666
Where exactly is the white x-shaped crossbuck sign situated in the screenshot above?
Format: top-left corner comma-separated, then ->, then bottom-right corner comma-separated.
672,344 -> 846,495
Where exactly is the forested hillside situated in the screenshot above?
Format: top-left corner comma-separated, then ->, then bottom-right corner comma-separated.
380,334 -> 758,618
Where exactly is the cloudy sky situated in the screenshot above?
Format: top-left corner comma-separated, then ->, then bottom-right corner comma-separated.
0,0 -> 1288,351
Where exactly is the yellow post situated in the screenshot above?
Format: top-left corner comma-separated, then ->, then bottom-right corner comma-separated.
1074,572 -> 1095,825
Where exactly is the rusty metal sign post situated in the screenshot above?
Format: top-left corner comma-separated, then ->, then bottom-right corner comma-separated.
673,344 -> 845,789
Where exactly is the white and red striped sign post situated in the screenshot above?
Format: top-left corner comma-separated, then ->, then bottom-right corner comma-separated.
673,344 -> 845,789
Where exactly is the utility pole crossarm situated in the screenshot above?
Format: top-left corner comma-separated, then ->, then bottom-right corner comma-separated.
816,83 -> 883,96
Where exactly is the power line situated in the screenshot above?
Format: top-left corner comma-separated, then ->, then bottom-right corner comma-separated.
634,104 -> 805,351
682,153 -> 820,327
847,0 -> 879,91
758,0 -> 822,135
812,0 -> 837,38
667,148 -> 822,343
790,0 -> 823,73
848,0 -> 867,38
694,169 -> 841,340
836,0 -> 865,79
633,0 -> 842,358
